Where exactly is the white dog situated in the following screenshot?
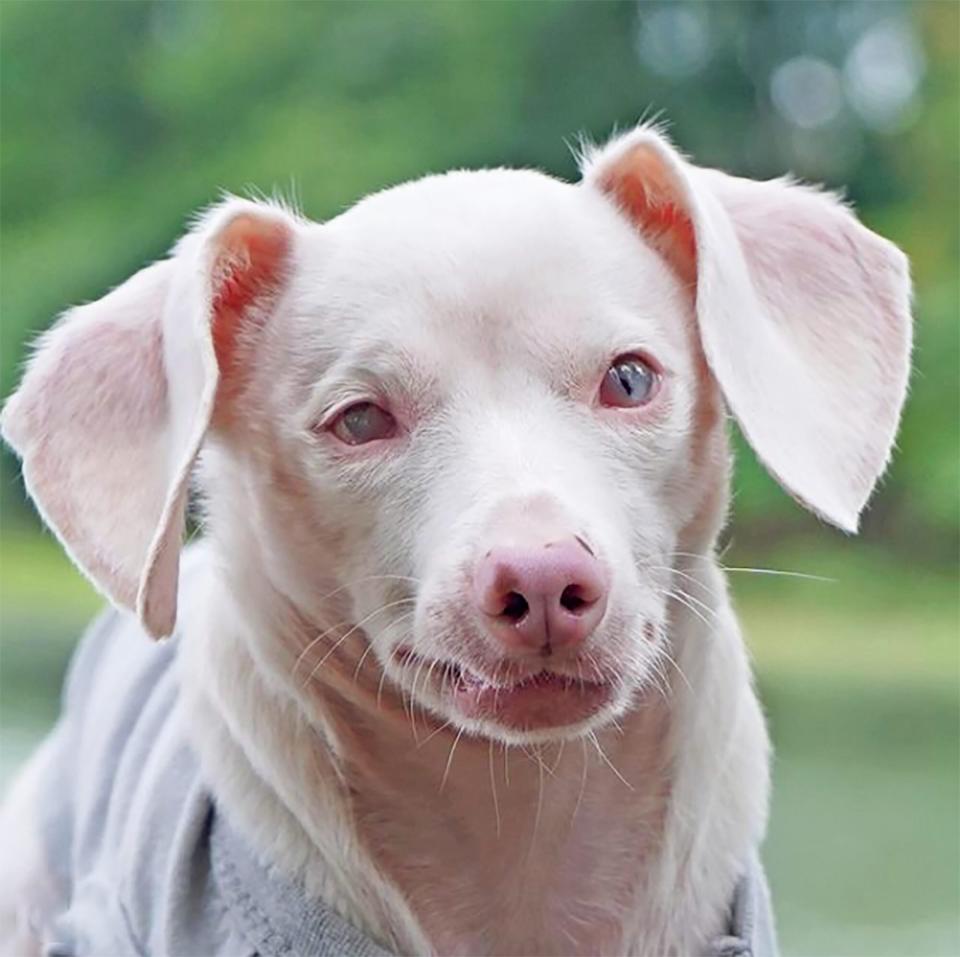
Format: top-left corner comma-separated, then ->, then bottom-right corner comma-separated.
0,125 -> 911,956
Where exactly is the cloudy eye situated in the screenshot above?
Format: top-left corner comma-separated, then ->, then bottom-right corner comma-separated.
329,402 -> 397,445
599,355 -> 660,408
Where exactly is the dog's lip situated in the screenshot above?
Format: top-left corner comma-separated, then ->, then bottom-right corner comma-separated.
393,646 -> 604,690
393,647 -> 614,731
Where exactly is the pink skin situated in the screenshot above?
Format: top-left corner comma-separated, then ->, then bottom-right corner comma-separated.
398,537 -> 617,734
473,537 -> 608,657
450,670 -> 615,732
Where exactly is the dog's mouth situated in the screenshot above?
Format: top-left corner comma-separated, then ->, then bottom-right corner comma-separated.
394,648 -> 615,732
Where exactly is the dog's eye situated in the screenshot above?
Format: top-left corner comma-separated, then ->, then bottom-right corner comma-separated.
329,402 -> 397,445
599,355 -> 660,408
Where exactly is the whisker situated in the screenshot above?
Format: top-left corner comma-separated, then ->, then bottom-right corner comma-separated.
423,657 -> 441,697
661,587 -> 714,630
350,608 -> 415,685
407,654 -> 429,743
666,550 -> 712,564
313,574 -> 422,610
351,640 -> 376,684
548,738 -> 566,776
587,731 -> 633,791
655,664 -> 674,702
645,657 -> 670,703
667,551 -> 835,583
648,563 -> 722,601
529,743 -> 557,778
302,598 -> 415,687
292,617 -> 352,678
440,726 -> 465,792
406,639 -> 439,740
656,643 -> 693,694
572,736 -> 589,825
720,566 -> 836,583
376,657 -> 391,709
294,596 -> 415,680
531,745 -> 546,848
416,718 -> 453,749
488,739 -> 502,838
299,625 -> 357,686
582,650 -> 602,683
670,584 -> 719,622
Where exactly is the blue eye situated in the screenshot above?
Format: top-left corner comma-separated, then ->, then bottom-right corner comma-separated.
599,355 -> 659,408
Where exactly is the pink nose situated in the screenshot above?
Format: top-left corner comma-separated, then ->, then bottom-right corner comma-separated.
473,538 -> 608,656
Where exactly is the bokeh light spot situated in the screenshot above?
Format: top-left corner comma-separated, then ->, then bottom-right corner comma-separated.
771,56 -> 843,130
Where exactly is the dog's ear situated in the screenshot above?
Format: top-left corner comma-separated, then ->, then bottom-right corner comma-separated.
582,126 -> 912,532
1,197 -> 299,638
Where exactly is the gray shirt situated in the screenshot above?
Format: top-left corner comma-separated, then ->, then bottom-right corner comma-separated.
30,603 -> 777,957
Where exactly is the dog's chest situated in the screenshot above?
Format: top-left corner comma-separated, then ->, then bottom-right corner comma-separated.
342,719 -> 670,955
369,801 -> 661,954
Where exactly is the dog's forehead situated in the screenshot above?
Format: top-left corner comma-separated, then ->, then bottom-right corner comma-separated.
291,169 -> 687,371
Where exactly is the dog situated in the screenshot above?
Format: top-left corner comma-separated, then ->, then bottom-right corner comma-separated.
0,124 -> 911,956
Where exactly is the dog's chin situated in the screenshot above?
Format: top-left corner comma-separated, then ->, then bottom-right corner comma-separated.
447,689 -> 632,746
391,649 -> 635,745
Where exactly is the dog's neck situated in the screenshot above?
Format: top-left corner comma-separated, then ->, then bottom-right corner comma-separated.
308,665 -> 672,955
335,642 -> 681,953
178,539 -> 769,955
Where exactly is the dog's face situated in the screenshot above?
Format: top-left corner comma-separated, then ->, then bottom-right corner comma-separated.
245,171 -> 713,742
1,127 -> 912,745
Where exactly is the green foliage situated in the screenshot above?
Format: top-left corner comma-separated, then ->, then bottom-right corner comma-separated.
1,0 -> 956,559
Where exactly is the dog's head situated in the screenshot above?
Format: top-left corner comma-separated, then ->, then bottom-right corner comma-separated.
2,127 -> 911,743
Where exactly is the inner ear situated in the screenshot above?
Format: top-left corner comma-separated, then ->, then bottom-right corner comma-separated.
208,212 -> 294,413
593,143 -> 698,286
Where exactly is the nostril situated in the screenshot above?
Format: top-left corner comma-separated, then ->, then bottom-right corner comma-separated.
500,591 -> 529,622
560,584 -> 594,615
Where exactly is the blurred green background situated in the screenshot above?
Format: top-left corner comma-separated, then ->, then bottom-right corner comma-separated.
1,2 -> 957,954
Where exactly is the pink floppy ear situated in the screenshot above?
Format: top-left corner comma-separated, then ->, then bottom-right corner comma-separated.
1,197 -> 298,637
581,127 -> 913,532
